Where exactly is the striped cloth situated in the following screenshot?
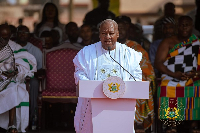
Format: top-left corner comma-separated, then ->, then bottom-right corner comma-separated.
158,34 -> 200,121
158,84 -> 200,120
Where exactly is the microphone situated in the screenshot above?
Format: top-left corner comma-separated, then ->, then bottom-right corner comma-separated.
107,46 -> 136,81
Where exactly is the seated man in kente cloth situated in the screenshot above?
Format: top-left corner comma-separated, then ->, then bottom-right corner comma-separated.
155,16 -> 200,133
73,19 -> 142,133
0,24 -> 37,133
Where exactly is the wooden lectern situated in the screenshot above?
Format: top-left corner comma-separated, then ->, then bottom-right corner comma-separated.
78,80 -> 149,133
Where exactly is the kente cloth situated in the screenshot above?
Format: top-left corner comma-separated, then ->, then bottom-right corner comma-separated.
0,40 -> 37,132
158,34 -> 200,120
73,41 -> 142,133
126,40 -> 156,130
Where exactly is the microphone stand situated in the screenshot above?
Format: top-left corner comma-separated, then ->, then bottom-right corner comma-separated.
107,47 -> 136,81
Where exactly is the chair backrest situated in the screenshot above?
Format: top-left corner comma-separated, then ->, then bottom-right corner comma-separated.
45,47 -> 79,92
29,35 -> 44,52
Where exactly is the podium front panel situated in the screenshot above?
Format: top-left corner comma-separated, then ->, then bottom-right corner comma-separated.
91,98 -> 136,133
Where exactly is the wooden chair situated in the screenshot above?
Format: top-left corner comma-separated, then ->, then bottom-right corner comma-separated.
38,44 -> 79,130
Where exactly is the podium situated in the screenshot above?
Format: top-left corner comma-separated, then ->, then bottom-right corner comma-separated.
78,80 -> 149,133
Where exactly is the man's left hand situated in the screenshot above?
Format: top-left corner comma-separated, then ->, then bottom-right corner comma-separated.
185,70 -> 196,79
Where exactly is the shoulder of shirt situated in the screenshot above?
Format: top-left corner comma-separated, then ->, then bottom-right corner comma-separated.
152,39 -> 162,43
27,42 -> 42,53
80,41 -> 99,51
8,40 -> 22,51
149,39 -> 163,51
77,41 -> 100,55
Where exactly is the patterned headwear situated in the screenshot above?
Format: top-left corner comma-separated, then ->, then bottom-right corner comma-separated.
162,17 -> 176,25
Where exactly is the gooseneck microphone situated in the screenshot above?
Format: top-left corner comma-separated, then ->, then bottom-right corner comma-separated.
107,46 -> 136,81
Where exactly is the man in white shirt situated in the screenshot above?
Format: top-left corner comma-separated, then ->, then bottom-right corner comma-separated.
16,25 -> 42,124
73,19 -> 142,133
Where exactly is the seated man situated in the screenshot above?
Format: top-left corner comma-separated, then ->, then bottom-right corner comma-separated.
73,19 -> 142,133
149,17 -> 176,77
40,30 -> 53,49
155,16 -> 200,133
16,25 -> 43,127
0,24 -> 37,132
60,22 -> 83,50
117,19 -> 156,132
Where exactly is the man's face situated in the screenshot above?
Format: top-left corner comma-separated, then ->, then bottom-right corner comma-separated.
163,23 -> 176,38
118,23 -> 127,41
0,27 -> 11,44
80,26 -> 92,41
17,27 -> 30,44
178,18 -> 193,38
99,22 -> 119,50
67,24 -> 79,40
45,37 -> 53,49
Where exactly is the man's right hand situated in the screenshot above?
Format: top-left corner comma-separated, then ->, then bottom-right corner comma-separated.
173,71 -> 187,80
2,69 -> 18,79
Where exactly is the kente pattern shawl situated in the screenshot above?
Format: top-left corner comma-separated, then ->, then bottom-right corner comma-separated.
126,40 -> 156,130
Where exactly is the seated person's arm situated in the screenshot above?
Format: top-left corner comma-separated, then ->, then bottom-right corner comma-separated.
131,63 -> 142,81
154,39 -> 187,80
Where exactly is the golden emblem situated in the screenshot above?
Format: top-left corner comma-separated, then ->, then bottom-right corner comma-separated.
108,82 -> 120,93
165,107 -> 179,120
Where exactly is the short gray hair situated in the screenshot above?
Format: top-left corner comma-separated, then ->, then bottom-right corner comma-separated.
99,19 -> 118,32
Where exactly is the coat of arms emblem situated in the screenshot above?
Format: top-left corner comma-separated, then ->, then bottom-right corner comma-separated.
103,76 -> 125,99
108,83 -> 120,93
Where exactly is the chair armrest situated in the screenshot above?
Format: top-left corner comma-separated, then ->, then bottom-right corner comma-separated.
37,69 -> 46,108
34,69 -> 46,78
37,69 -> 46,130
25,76 -> 31,93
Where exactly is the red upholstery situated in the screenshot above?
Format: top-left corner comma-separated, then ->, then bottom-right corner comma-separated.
29,37 -> 43,51
42,48 -> 78,98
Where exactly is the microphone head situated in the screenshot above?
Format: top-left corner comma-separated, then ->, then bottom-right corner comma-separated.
107,46 -> 111,51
